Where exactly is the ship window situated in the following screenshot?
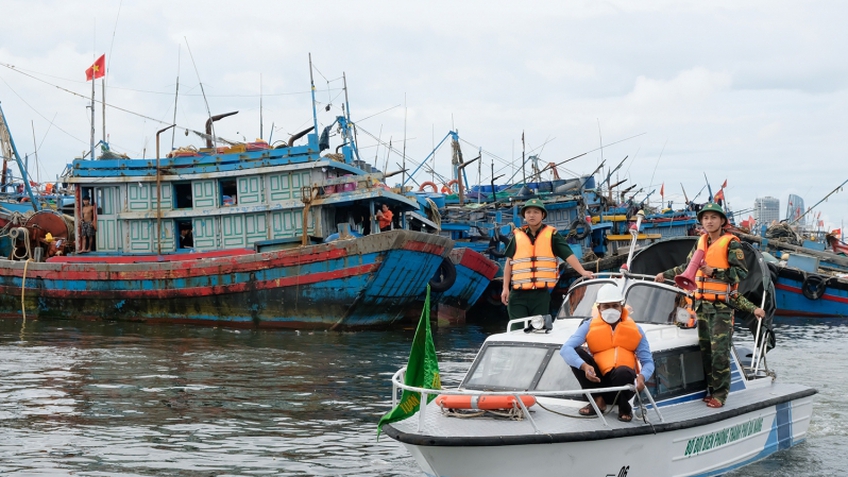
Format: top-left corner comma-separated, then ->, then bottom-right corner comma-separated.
174,183 -> 192,209
644,346 -> 706,401
462,343 -> 550,391
221,179 -> 237,206
535,350 -> 581,392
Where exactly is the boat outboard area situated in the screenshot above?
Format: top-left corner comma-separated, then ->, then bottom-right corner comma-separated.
383,269 -> 817,476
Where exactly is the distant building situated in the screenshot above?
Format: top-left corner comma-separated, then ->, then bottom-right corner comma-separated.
754,196 -> 780,225
786,194 -> 805,226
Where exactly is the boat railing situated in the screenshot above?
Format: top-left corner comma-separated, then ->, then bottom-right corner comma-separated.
390,367 -> 664,432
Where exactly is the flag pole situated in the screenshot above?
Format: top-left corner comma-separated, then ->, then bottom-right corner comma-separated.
101,77 -> 106,146
90,73 -> 95,160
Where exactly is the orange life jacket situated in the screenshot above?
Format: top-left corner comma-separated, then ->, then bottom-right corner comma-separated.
694,234 -> 739,303
585,308 -> 641,375
510,226 -> 559,290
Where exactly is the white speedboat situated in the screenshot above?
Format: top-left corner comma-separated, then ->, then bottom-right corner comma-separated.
383,234 -> 816,477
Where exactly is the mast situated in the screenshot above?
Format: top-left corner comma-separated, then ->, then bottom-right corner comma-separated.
308,54 -> 319,140
171,47 -> 180,150
0,103 -> 39,211
259,73 -> 264,140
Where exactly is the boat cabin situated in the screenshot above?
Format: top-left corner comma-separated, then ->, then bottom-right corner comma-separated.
459,277 -> 748,404
64,119 -> 437,255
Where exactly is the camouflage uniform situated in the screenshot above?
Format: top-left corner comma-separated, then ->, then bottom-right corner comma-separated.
662,238 -> 758,404
504,225 -> 575,320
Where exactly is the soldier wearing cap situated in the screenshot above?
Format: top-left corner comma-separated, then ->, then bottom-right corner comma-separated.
655,202 -> 765,409
501,198 -> 594,320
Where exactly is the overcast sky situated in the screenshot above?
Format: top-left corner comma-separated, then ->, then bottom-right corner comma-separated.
1,1 -> 846,230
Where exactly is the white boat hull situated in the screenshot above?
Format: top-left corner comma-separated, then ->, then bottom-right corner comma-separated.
394,391 -> 814,477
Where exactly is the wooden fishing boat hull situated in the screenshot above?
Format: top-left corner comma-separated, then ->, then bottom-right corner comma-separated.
769,266 -> 848,317
432,247 -> 499,309
414,247 -> 500,326
0,230 -> 451,329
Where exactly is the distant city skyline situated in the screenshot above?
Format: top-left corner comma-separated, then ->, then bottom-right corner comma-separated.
754,196 -> 780,225
786,194 -> 806,226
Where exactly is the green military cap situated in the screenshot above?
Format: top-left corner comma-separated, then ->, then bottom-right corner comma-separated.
697,202 -> 727,222
520,198 -> 547,218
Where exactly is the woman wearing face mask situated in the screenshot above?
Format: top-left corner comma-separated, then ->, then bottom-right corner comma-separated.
560,283 -> 655,422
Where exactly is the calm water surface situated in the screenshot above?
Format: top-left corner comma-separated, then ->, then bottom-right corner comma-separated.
0,316 -> 843,476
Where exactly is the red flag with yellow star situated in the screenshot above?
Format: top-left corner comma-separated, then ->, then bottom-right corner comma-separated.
85,54 -> 105,81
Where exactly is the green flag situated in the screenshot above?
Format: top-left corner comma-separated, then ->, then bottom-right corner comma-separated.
378,284 -> 441,435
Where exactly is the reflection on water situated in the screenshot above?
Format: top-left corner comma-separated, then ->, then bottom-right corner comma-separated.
0,317 -> 844,476
726,317 -> 848,477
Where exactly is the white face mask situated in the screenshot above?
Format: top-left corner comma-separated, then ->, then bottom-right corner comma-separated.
600,308 -> 622,324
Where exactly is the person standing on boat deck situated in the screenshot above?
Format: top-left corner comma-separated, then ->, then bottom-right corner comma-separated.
81,196 -> 96,253
375,203 -> 393,232
560,283 -> 654,423
654,202 -> 766,409
501,198 -> 594,319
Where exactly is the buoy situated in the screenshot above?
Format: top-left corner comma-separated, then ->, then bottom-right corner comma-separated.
435,394 -> 536,410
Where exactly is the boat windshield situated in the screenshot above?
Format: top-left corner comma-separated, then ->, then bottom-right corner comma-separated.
558,280 -> 689,326
461,342 -> 581,392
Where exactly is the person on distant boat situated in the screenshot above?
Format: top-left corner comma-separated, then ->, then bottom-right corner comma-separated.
500,198 -> 594,319
179,224 -> 194,249
560,283 -> 654,423
375,203 -> 393,232
81,196 -> 97,253
654,202 -> 766,409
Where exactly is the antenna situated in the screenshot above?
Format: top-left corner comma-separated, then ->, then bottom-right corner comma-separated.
31,121 -> 39,184
521,131 -> 526,184
171,46 -> 181,150
402,93 -> 407,187
259,73 -> 264,140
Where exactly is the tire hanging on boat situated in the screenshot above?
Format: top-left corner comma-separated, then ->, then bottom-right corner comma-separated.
801,274 -> 827,300
568,218 -> 590,240
428,258 -> 457,293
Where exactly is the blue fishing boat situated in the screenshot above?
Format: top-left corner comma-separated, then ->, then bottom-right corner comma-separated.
0,68 -> 454,329
737,228 -> 848,317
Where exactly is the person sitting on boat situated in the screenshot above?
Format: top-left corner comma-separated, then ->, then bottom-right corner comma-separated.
654,202 -> 766,409
501,198 -> 594,320
375,203 -> 393,232
560,283 -> 654,423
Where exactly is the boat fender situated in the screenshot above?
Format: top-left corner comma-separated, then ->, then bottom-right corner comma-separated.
428,258 -> 457,293
802,274 -> 827,300
569,218 -> 590,240
435,394 -> 536,410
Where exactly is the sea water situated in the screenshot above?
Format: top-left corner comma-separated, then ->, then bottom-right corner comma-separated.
0,317 -> 842,476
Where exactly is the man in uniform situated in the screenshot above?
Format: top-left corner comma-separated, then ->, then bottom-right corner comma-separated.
501,198 -> 594,319
655,202 -> 765,408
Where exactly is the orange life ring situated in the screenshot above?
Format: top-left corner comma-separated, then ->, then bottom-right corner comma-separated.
435,394 -> 536,410
445,179 -> 459,193
419,181 -> 438,193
